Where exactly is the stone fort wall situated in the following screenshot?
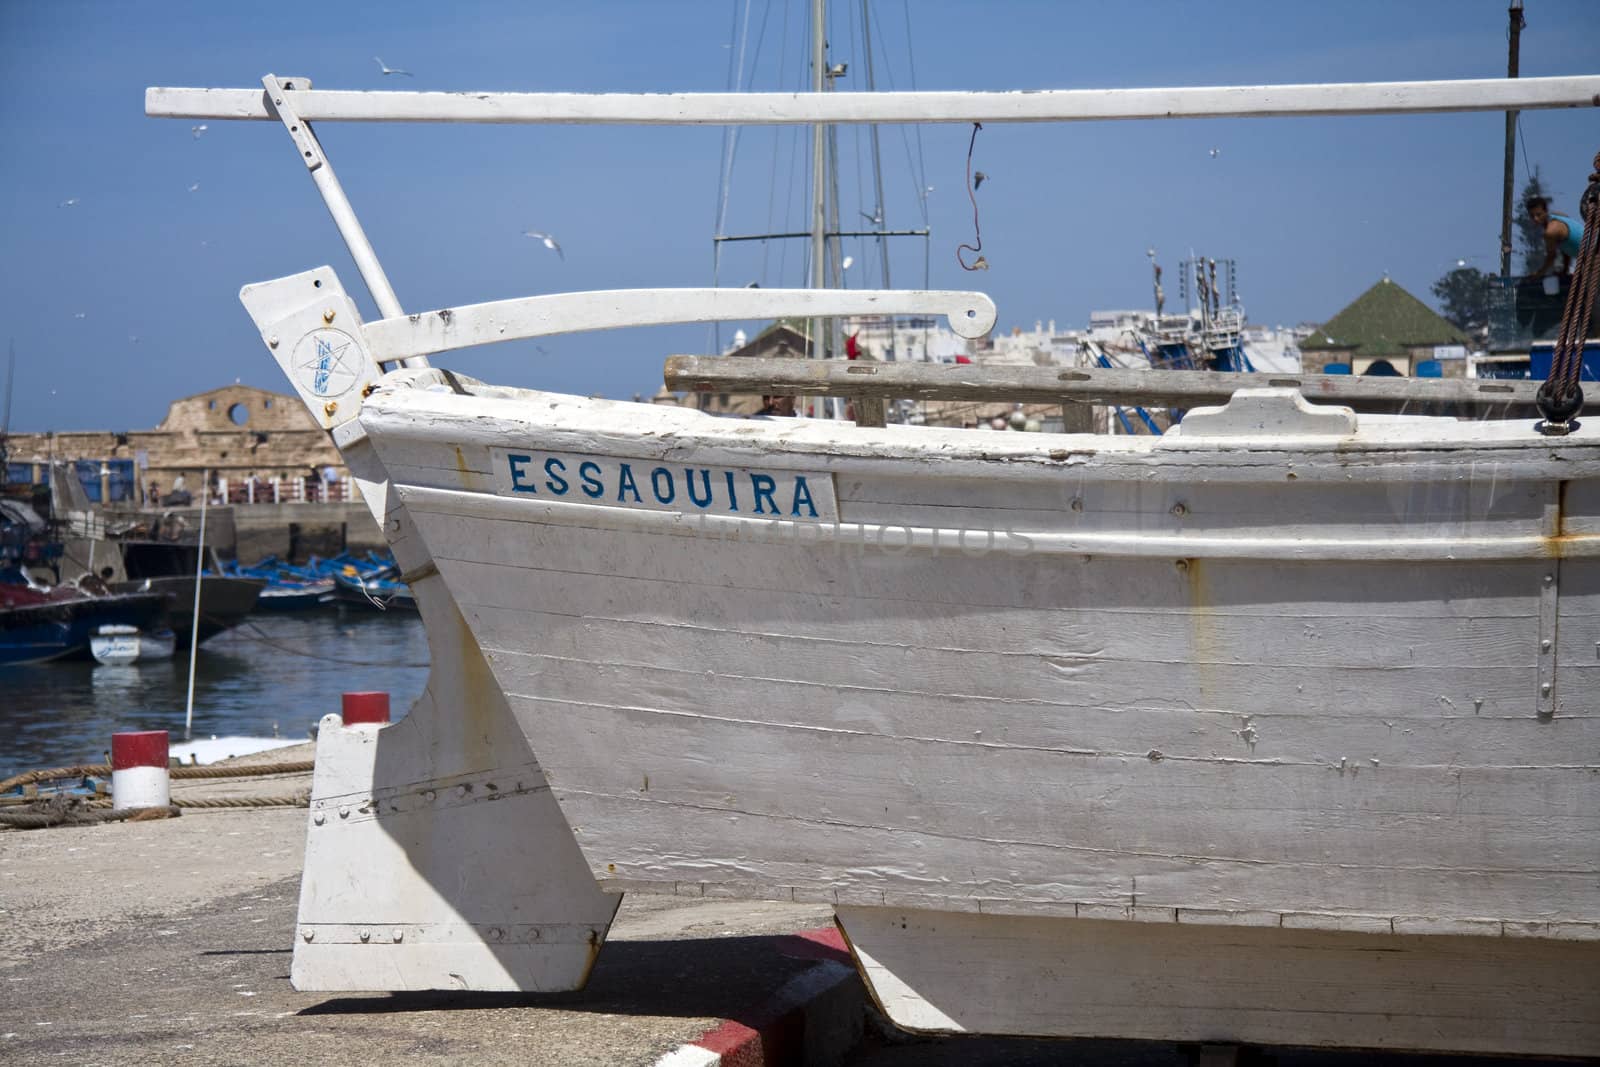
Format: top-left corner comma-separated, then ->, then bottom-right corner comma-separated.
7,383 -> 343,499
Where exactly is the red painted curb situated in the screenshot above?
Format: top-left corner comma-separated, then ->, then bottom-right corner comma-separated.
111,730 -> 169,770
676,925 -> 860,1067
775,926 -> 850,963
341,691 -> 391,725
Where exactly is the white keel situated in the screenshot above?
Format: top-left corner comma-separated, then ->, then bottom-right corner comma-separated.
293,588 -> 619,992
836,906 -> 1600,1057
241,269 -> 620,992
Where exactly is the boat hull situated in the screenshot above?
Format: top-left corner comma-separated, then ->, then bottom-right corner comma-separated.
111,575 -> 264,643
254,580 -> 335,611
0,593 -> 170,666
91,627 -> 177,665
317,379 -> 1600,1053
363,385 -> 1600,935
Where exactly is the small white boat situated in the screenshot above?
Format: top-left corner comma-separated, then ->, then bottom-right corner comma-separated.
168,735 -> 304,765
146,66 -> 1600,1057
90,624 -> 177,666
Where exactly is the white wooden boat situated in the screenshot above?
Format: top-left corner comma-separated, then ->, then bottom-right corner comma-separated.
146,72 -> 1600,1056
90,624 -> 177,665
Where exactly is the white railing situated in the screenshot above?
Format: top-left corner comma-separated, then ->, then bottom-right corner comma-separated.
213,476 -> 358,505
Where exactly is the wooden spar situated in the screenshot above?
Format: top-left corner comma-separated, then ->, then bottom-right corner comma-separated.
662,354 -> 1542,415
359,288 -> 997,362
146,75 -> 1600,125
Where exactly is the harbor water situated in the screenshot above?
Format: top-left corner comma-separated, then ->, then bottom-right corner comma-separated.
0,609 -> 429,780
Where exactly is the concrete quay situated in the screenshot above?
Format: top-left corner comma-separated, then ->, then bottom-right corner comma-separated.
0,749 -> 862,1066
2,751 -> 1583,1066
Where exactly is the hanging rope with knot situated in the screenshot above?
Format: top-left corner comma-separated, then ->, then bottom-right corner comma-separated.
1535,149 -> 1600,435
956,123 -> 989,272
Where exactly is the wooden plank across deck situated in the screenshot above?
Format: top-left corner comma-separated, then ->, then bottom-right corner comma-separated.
663,355 -> 1544,416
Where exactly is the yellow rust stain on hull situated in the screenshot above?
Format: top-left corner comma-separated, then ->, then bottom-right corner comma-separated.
1541,479 -> 1599,559
1180,558 -> 1221,706
452,445 -> 481,492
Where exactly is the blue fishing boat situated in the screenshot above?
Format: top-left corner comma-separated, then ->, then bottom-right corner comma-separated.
215,556 -> 338,611
0,570 -> 169,666
253,577 -> 336,611
329,566 -> 415,612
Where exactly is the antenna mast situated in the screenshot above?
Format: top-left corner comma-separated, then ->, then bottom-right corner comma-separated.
1499,0 -> 1524,277
0,339 -> 14,485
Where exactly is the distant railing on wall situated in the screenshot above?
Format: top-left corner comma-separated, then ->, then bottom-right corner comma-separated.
213,476 -> 358,505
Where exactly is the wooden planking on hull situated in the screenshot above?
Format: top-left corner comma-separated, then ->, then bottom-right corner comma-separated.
372,494 -> 1600,930
835,906 -> 1600,1056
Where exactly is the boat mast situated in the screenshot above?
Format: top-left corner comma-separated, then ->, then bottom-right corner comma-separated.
1499,0 -> 1524,278
809,0 -> 827,386
825,34 -> 848,418
860,0 -> 890,291
0,340 -> 13,487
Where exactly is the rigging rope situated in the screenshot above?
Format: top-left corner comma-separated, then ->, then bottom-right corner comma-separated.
226,618 -> 430,667
956,123 -> 988,272
1535,149 -> 1600,435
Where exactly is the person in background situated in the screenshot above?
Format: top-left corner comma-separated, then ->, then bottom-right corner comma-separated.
1527,196 -> 1585,278
754,395 -> 796,417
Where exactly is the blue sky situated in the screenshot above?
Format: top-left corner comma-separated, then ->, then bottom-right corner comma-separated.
0,0 -> 1595,432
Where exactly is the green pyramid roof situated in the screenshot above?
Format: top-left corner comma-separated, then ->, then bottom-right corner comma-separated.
1300,277 -> 1469,356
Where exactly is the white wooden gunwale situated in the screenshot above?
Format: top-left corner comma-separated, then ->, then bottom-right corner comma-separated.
147,75 -> 1600,124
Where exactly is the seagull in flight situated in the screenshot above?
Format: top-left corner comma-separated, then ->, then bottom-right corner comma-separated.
58,197 -> 79,208
972,171 -> 988,191
1208,147 -> 1221,158
374,56 -> 413,77
192,124 -> 208,139
524,230 -> 564,260
188,182 -> 201,193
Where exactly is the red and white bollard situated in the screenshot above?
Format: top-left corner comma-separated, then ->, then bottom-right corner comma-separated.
111,730 -> 170,811
341,691 -> 391,727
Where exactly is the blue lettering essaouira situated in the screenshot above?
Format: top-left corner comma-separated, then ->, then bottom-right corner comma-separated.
494,448 -> 834,521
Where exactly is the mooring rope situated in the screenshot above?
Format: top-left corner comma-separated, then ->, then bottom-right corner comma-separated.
0,789 -> 311,830
0,759 -> 315,795
0,802 -> 182,830
173,794 -> 310,809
